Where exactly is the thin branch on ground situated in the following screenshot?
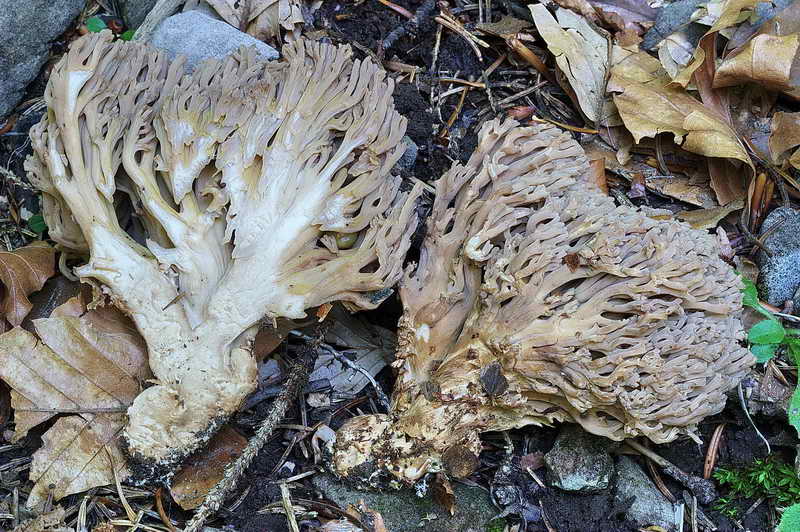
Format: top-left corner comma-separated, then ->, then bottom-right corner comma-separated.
133,0 -> 184,41
183,333 -> 321,532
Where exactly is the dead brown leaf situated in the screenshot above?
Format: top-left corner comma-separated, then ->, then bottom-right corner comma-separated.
715,34 -> 800,90
0,241 -> 55,327
0,296 -> 149,506
170,425 -> 247,509
672,0 -> 763,86
588,0 -> 656,35
677,199 -> 744,229
551,0 -> 599,23
531,5 -> 619,125
432,473 -> 457,516
584,138 -> 719,207
769,111 -> 800,167
608,45 -> 753,184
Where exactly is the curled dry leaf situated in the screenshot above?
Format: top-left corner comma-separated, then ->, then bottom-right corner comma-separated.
589,0 -> 657,35
770,111 -> 800,168
170,425 -> 247,509
204,0 -> 307,41
531,5 -> 620,125
672,0 -> 762,86
0,241 -> 55,327
715,34 -> 800,90
717,1 -> 800,97
0,296 -> 149,507
677,198 -> 744,229
608,46 -> 753,174
584,138 -> 719,207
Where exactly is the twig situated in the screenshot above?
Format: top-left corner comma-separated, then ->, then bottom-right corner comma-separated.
738,382 -> 771,455
739,206 -> 773,256
154,488 -> 177,532
184,338 -> 319,532
646,457 -> 676,503
377,0 -> 414,20
625,439 -> 717,504
539,500 -> 556,532
703,423 -> 726,479
381,0 -> 437,54
133,0 -> 184,41
280,483 -> 301,532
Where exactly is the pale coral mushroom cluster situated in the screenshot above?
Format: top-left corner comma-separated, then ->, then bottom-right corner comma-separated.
332,118 -> 753,486
26,31 -> 421,479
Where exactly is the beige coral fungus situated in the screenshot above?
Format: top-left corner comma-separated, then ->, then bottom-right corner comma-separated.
26,31 -> 421,480
332,118 -> 753,486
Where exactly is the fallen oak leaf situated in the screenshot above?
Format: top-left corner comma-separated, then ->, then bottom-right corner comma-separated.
608,46 -> 753,174
170,425 -> 247,510
530,5 -> 620,125
715,33 -> 800,91
719,0 -> 800,98
0,296 -> 149,507
671,0 -> 764,87
0,241 -> 55,327
677,198 -> 744,229
769,111 -> 800,167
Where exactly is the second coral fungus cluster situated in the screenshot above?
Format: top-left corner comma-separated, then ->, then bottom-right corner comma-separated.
332,118 -> 753,486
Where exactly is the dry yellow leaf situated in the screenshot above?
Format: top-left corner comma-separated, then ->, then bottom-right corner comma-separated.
530,5 -> 619,125
769,111 -> 800,165
677,199 -> 744,229
715,33 -> 800,90
672,0 -> 763,86
0,297 -> 149,507
608,46 -> 752,171
0,241 -> 55,327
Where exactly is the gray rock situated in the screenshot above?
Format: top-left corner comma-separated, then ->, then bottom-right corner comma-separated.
120,0 -> 158,29
544,424 -> 616,493
395,136 -> 419,173
614,457 -> 682,532
312,473 -> 498,532
150,11 -> 278,71
0,0 -> 87,119
756,207 -> 800,306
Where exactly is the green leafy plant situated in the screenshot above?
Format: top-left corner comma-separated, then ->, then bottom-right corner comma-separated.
26,214 -> 46,234
85,16 -> 107,33
714,457 -> 800,508
741,278 -> 800,435
712,496 -> 740,520
85,16 -> 133,41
